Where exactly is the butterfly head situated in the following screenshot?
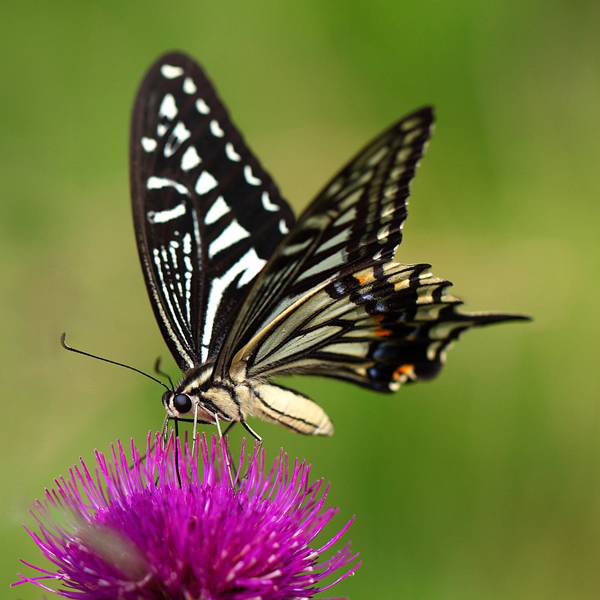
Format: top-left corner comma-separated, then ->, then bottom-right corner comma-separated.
161,386 -> 226,423
161,362 -> 237,424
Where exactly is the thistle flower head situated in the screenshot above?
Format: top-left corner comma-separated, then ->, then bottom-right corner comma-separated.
14,433 -> 359,599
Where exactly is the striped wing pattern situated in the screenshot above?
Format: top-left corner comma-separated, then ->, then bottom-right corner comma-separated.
218,108 -> 435,376
232,261 -> 524,391
130,53 -> 294,371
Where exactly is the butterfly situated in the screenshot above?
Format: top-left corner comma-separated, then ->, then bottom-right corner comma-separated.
129,52 -> 527,440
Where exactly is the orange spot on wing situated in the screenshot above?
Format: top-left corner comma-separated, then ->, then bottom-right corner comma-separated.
355,271 -> 373,286
394,280 -> 410,291
373,315 -> 385,324
392,364 -> 416,381
375,327 -> 392,337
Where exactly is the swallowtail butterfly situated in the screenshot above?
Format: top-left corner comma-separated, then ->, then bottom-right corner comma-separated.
130,53 -> 526,438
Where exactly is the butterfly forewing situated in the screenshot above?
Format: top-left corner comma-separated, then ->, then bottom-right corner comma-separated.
218,108 -> 435,376
131,53 -> 295,369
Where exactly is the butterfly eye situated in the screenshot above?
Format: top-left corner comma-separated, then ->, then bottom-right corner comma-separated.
173,393 -> 193,414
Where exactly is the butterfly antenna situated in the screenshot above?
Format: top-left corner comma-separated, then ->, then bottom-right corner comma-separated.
154,356 -> 174,389
61,332 -> 170,391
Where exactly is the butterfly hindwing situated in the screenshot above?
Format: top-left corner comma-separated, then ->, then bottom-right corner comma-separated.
229,259 -> 525,392
130,53 -> 294,370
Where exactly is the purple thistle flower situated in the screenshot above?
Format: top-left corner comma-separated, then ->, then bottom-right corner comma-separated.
14,433 -> 360,599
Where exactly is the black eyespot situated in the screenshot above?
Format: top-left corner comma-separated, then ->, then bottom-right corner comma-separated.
173,393 -> 192,414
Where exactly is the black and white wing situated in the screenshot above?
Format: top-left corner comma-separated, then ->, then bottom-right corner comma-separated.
130,53 -> 294,371
220,109 -> 527,391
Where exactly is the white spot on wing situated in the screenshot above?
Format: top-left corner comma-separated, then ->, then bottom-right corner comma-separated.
159,94 -> 177,120
183,77 -> 197,94
404,129 -> 422,144
205,196 -> 230,225
244,165 -> 262,186
161,64 -> 184,79
147,203 -> 187,224
181,146 -> 202,171
427,340 -> 443,361
184,255 -> 193,274
141,137 -> 157,152
401,117 -> 421,131
381,202 -> 395,219
182,232 -> 192,254
366,146 -> 388,166
195,171 -> 218,195
147,177 -> 190,197
210,120 -> 224,138
225,143 -> 241,162
279,219 -> 289,234
157,124 -> 167,137
164,122 -> 191,157
208,219 -> 250,258
261,192 -> 279,212
397,148 -> 412,162
236,249 -> 266,286
168,241 -> 184,299
326,178 -> 343,198
196,99 -> 210,114
201,249 -> 266,361
377,225 -> 390,241
173,122 -> 191,142
384,184 -> 399,199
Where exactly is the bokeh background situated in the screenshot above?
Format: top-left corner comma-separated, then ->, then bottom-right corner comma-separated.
2,1 -> 599,598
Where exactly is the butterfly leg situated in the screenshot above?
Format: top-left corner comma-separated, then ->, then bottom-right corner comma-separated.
191,403 -> 200,458
173,418 -> 183,487
211,412 -> 236,488
223,421 -> 237,436
160,414 -> 170,448
240,419 -> 263,446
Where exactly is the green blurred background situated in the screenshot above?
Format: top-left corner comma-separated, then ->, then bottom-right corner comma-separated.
2,1 -> 598,598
